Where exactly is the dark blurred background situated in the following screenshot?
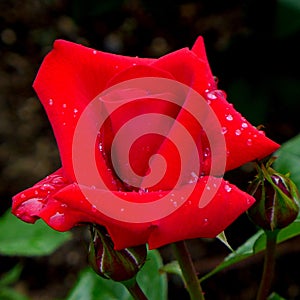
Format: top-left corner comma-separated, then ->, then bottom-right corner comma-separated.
0,0 -> 300,299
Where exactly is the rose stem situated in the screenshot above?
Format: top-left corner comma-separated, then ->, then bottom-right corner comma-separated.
122,277 -> 148,300
172,241 -> 205,300
256,229 -> 279,300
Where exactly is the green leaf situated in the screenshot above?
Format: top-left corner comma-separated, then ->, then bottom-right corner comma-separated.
268,292 -> 287,300
274,134 -> 300,189
216,231 -> 234,252
0,287 -> 30,300
137,249 -> 167,300
160,260 -> 182,278
200,230 -> 264,282
200,215 -> 300,282
0,210 -> 71,256
276,0 -> 300,37
67,250 -> 167,300
0,265 -> 23,287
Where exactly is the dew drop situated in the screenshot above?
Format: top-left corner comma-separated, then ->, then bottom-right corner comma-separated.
40,183 -> 55,191
226,114 -> 233,121
235,129 -> 241,136
74,108 -> 78,114
204,147 -> 210,158
203,218 -> 208,225
99,142 -> 103,152
91,205 -> 97,212
247,138 -> 253,146
93,50 -> 97,54
206,92 -> 217,100
50,212 -> 65,224
20,193 -> 26,199
221,126 -> 228,134
241,122 -> 248,128
132,63 -> 137,66
206,186 -> 211,190
224,184 -> 232,192
62,103 -> 67,108
48,98 -> 54,106
173,201 -> 178,207
120,208 -> 125,212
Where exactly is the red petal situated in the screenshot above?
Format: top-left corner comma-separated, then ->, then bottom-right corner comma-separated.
17,171 -> 254,249
208,97 -> 280,171
33,40 -> 154,183
191,36 -> 215,84
151,47 -> 216,95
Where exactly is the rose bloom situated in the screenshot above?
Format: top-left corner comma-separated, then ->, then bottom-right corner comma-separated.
12,37 -> 279,249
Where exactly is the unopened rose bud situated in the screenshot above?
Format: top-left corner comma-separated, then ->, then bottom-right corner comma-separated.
89,226 -> 147,282
247,160 -> 299,231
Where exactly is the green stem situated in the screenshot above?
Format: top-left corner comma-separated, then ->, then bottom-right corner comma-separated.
122,277 -> 148,300
172,241 -> 205,300
256,230 -> 279,300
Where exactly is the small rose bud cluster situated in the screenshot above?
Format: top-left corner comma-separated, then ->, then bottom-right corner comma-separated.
88,225 -> 147,282
247,159 -> 299,231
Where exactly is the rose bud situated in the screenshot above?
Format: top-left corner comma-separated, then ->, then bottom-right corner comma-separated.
89,225 -> 147,282
247,161 -> 299,231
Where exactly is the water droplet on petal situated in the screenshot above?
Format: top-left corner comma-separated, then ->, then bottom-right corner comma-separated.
49,98 -> 54,106
203,218 -> 208,225
206,89 -> 226,101
247,138 -> 253,146
40,183 -> 56,191
49,212 -> 65,225
235,129 -> 242,136
226,114 -> 233,121
204,147 -> 211,158
206,92 -> 217,100
62,103 -> 67,108
224,184 -> 232,192
221,127 -> 228,134
241,122 -> 248,128
93,50 -> 97,54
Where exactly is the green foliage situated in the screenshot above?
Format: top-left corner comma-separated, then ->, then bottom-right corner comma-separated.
276,0 -> 300,37
274,134 -> 300,189
0,265 -> 29,300
200,210 -> 300,282
268,292 -> 287,300
67,250 -> 167,300
0,210 -> 71,256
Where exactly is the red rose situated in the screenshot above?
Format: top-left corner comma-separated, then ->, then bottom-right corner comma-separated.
12,37 -> 279,249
